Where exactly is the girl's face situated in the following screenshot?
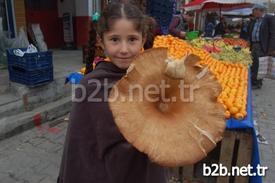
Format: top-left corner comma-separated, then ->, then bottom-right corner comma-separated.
102,18 -> 145,69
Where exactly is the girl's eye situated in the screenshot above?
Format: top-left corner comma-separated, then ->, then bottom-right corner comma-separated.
110,38 -> 119,42
129,37 -> 138,42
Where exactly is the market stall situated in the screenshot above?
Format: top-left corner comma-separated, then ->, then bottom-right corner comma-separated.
153,35 -> 261,183
182,0 -> 253,32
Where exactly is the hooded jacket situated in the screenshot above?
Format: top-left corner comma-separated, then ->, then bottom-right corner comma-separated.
58,61 -> 168,183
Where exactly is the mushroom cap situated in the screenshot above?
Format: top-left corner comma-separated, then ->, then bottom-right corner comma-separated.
108,48 -> 226,167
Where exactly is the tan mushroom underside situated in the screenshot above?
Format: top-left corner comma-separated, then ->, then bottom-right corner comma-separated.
108,48 -> 226,167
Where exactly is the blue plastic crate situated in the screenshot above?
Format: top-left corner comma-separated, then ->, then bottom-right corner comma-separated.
7,48 -> 53,71
8,65 -> 53,87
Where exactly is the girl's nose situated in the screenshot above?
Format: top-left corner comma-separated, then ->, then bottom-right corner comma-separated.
120,41 -> 129,54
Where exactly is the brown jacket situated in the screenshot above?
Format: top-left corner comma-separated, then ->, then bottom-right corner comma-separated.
58,61 -> 168,183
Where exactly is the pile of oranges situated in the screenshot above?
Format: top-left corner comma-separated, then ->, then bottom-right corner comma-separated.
154,35 -> 201,60
200,59 -> 248,120
153,35 -> 248,120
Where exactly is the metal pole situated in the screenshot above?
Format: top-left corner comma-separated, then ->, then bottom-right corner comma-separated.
219,4 -> 222,21
194,11 -> 197,31
198,11 -> 201,31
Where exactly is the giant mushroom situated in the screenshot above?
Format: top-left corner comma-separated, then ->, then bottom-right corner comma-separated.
108,48 -> 226,167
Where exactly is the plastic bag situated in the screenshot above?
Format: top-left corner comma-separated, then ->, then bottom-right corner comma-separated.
258,56 -> 275,80
26,44 -> 38,53
269,57 -> 275,79
13,49 -> 25,57
13,44 -> 38,57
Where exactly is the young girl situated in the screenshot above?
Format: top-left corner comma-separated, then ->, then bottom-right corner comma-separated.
58,3 -> 168,183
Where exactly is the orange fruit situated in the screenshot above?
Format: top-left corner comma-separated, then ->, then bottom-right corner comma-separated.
234,113 -> 244,120
229,106 -> 239,115
225,110 -> 231,118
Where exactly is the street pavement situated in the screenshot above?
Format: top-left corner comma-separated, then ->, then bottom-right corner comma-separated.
0,118 -> 68,183
253,79 -> 275,183
0,79 -> 274,183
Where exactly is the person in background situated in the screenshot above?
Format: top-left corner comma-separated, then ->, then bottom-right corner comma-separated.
240,15 -> 254,41
204,13 -> 216,37
214,16 -> 227,37
235,23 -> 242,33
188,19 -> 195,32
175,10 -> 182,15
168,11 -> 195,39
240,19 -> 250,41
248,3 -> 275,89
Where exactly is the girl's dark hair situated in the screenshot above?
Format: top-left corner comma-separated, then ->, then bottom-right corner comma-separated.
85,3 -> 149,75
97,3 -> 148,38
85,21 -> 97,75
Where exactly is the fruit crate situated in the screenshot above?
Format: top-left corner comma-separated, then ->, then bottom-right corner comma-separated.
7,48 -> 53,71
169,129 -> 253,183
7,48 -> 53,86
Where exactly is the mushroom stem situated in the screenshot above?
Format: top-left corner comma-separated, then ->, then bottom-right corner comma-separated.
164,55 -> 188,79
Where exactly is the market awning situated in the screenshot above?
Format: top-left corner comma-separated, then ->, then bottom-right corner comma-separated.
182,0 -> 253,11
182,0 -> 206,11
203,2 -> 251,11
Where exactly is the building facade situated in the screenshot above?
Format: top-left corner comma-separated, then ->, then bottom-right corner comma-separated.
1,0 -> 172,49
0,0 -> 108,48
